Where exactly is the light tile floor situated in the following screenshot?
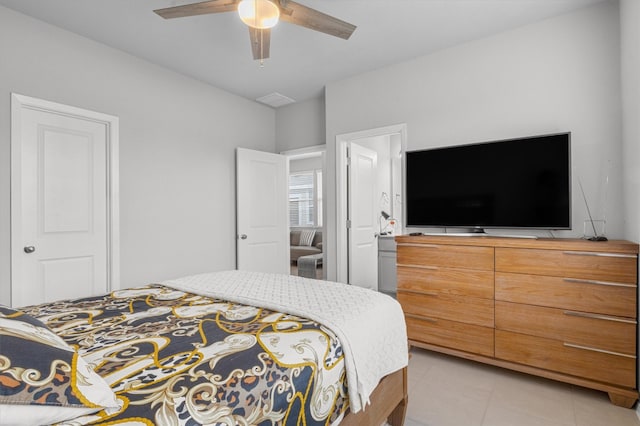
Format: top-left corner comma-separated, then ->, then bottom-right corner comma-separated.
406,348 -> 640,426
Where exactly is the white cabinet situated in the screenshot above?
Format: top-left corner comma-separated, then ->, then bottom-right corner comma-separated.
378,236 -> 397,296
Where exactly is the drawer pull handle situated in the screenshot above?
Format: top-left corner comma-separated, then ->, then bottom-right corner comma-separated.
563,251 -> 637,259
398,289 -> 438,297
563,278 -> 636,288
405,313 -> 438,323
563,342 -> 636,359
562,310 -> 637,324
397,243 -> 440,249
396,263 -> 439,271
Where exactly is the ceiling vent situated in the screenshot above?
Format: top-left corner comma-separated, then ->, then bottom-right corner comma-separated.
256,92 -> 295,108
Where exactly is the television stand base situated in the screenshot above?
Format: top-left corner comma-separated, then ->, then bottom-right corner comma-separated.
421,232 -> 538,239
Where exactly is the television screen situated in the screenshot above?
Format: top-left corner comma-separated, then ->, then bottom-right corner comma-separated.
405,133 -> 571,230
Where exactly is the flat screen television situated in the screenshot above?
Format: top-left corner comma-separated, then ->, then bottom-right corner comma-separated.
405,132 -> 571,231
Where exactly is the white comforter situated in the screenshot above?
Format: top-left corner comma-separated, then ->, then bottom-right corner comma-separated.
162,270 -> 408,414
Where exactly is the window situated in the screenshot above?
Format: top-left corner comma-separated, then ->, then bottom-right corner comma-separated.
289,170 -> 322,227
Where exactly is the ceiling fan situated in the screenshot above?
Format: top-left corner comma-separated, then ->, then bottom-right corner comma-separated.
154,0 -> 356,62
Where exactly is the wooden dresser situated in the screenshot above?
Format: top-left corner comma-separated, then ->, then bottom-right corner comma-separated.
395,235 -> 639,407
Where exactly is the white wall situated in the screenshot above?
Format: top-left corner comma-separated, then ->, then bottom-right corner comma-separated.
621,0 -> 640,243
276,96 -> 325,152
619,0 -> 640,409
324,1 -> 622,280
0,6 -> 276,304
290,156 -> 323,173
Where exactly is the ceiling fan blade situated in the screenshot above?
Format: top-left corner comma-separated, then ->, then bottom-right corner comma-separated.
279,0 -> 356,40
249,27 -> 271,60
154,0 -> 238,19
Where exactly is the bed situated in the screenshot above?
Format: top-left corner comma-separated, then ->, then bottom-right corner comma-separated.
0,270 -> 408,425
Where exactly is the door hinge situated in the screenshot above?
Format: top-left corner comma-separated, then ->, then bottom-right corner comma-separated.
346,220 -> 352,229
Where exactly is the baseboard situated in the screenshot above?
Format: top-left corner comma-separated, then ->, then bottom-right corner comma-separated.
636,402 -> 640,420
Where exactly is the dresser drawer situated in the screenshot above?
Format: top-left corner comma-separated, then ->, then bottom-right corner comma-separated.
406,315 -> 494,357
397,266 -> 494,299
495,272 -> 637,318
398,291 -> 494,327
495,248 -> 637,284
496,330 -> 636,388
495,301 -> 636,356
397,244 -> 494,271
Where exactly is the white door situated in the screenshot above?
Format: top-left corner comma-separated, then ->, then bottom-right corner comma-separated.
236,148 -> 289,274
11,94 -> 119,308
348,143 -> 378,290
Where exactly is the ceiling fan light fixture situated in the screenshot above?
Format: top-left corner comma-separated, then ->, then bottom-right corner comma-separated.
238,0 -> 280,29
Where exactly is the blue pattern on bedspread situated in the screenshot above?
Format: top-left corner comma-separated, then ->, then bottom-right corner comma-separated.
21,285 -> 348,425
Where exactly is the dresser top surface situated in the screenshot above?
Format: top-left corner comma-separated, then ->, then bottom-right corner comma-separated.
395,235 -> 639,254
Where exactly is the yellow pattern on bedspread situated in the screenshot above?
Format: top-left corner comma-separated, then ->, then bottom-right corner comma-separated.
21,285 -> 348,425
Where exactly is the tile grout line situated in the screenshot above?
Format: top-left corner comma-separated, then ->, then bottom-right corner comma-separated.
478,380 -> 497,426
569,384 -> 580,426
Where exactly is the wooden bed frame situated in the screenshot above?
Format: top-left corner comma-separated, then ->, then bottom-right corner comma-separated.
341,367 -> 408,426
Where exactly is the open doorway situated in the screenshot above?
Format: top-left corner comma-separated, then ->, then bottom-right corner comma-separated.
336,124 -> 407,293
281,145 -> 326,280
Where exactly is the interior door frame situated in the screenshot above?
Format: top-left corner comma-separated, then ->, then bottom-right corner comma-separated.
281,144 -> 327,277
335,123 -> 407,284
10,93 -> 120,303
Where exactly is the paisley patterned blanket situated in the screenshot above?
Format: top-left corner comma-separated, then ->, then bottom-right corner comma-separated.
163,271 -> 409,413
22,284 -> 349,425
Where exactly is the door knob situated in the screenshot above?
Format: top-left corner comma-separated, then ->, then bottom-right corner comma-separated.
239,234 -> 248,240
24,246 -> 36,254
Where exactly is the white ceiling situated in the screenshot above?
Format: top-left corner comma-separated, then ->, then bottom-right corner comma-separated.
0,0 -> 607,105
